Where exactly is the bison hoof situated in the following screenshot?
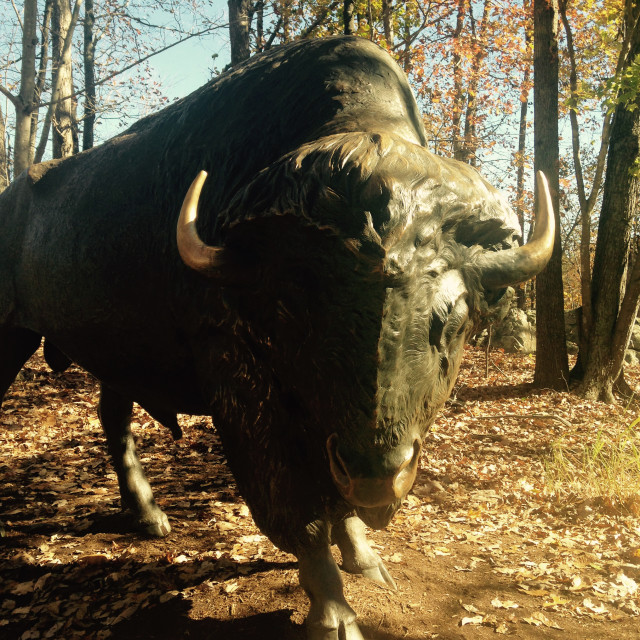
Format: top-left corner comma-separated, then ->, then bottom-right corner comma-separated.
306,601 -> 364,640
135,512 -> 171,538
306,619 -> 365,640
361,562 -> 397,591
342,555 -> 396,591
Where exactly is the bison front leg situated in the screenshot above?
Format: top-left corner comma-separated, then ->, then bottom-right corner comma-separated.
333,515 -> 396,590
98,384 -> 170,537
0,328 -> 41,537
298,544 -> 364,640
0,328 -> 41,406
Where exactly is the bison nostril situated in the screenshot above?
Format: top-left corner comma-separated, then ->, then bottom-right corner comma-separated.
429,314 -> 445,346
328,436 -> 421,507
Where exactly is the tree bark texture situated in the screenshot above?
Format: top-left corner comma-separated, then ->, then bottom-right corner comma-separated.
0,103 -> 9,191
532,0 -> 569,390
256,0 -> 264,52
33,0 -> 82,164
13,0 -> 39,176
451,0 -> 467,162
30,0 -> 53,164
579,6 -> 640,402
228,0 -> 252,66
382,0 -> 394,46
83,0 -> 96,150
559,0 -> 613,376
52,0 -> 78,159
515,0 -> 532,310
344,0 -> 356,35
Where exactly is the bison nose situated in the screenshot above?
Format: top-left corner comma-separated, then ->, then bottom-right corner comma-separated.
326,435 -> 421,508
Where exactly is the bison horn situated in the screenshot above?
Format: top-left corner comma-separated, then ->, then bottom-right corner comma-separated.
476,171 -> 555,289
176,171 -> 227,275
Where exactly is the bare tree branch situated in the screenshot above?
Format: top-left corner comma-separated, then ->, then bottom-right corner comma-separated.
0,85 -> 20,108
10,0 -> 24,32
34,25 -> 222,113
300,1 -> 340,39
264,16 -> 283,50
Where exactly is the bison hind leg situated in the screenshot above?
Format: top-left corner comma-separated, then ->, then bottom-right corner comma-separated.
0,327 -> 41,408
332,515 -> 397,590
43,339 -> 72,373
98,384 -> 170,537
139,403 -> 183,440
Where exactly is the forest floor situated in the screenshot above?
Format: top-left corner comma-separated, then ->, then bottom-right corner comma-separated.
1,346 -> 640,640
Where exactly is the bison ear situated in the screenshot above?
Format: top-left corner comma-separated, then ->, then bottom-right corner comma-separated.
455,218 -> 519,250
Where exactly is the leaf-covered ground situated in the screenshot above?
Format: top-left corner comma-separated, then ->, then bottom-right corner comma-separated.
1,347 -> 640,639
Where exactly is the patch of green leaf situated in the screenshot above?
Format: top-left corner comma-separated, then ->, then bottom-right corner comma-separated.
601,53 -> 640,113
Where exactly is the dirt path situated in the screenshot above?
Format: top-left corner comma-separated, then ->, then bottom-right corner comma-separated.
1,348 -> 639,639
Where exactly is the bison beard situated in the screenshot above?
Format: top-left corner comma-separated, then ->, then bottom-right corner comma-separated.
0,36 -> 554,639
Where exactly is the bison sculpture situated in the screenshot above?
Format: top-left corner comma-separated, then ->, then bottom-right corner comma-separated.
0,36 -> 554,639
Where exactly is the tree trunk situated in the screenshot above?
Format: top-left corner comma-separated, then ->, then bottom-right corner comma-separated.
83,0 -> 96,150
14,0 -> 39,176
461,0 -> 489,167
30,0 -> 53,162
399,6 -> 415,73
34,0 -> 82,164
514,92 -> 530,310
344,0 -> 356,35
0,103 -> 9,191
579,5 -> 640,402
382,0 -> 394,46
451,0 -> 467,161
256,0 -> 264,53
52,0 -> 77,159
228,0 -> 252,66
532,0 -> 569,390
515,0 -> 532,309
558,0 -> 613,379
282,0 -> 291,43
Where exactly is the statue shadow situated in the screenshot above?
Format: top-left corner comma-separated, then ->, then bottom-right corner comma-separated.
110,597 -> 431,640
111,601 -> 302,640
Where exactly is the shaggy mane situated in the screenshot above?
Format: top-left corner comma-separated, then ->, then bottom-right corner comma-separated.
214,131 -> 432,243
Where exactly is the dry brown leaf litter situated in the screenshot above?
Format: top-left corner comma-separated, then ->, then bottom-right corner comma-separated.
1,346 -> 640,639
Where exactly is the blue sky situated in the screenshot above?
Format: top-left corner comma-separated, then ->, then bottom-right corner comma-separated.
148,1 -> 231,102
97,2 -> 231,139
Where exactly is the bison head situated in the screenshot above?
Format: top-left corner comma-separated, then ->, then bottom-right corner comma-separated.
176,132 -> 553,527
